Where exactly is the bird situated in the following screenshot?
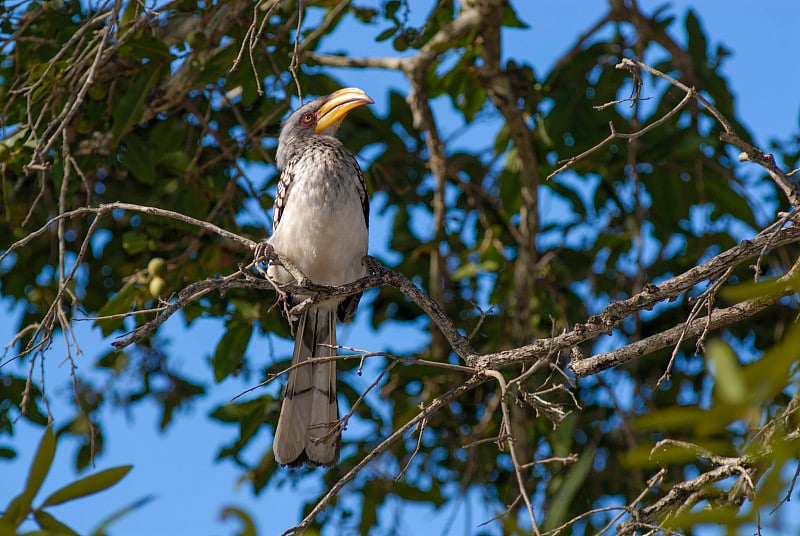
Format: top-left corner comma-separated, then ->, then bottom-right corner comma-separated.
267,87 -> 373,468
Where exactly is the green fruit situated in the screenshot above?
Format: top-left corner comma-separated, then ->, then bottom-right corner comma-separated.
88,84 -> 107,101
73,116 -> 92,135
187,30 -> 208,50
149,276 -> 166,298
147,257 -> 166,276
43,0 -> 65,12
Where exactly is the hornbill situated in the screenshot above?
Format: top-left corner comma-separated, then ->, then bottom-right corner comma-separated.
268,88 -> 373,468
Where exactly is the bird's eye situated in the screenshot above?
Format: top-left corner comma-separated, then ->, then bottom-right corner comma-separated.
300,112 -> 315,126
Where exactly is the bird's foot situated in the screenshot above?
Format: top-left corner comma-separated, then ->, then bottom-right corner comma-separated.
253,241 -> 275,266
253,241 -> 275,279
254,241 -> 312,287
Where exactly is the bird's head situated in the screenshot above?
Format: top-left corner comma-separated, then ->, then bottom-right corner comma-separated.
277,87 -> 373,169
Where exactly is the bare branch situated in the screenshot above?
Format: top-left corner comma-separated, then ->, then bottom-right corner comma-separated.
618,58 -> 800,209
476,1 -> 541,347
280,374 -> 488,536
309,53 -> 405,70
484,369 -> 541,535
548,90 -> 693,180
572,248 -> 800,377
1,201 -> 256,267
472,219 -> 800,371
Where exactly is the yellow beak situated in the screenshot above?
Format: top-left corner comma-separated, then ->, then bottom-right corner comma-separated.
314,87 -> 374,134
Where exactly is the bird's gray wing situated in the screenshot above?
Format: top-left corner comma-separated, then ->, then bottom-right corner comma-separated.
273,158 -> 296,232
351,155 -> 369,230
336,155 -> 369,323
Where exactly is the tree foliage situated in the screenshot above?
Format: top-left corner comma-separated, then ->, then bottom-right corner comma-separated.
0,426 -> 137,535
2,0 -> 799,534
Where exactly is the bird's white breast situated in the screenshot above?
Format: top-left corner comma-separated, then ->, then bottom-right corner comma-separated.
268,150 -> 368,289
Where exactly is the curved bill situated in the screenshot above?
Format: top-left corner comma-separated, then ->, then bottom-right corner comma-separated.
315,87 -> 374,134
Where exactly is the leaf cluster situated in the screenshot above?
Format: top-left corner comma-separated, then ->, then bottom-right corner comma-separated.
0,426 -> 141,535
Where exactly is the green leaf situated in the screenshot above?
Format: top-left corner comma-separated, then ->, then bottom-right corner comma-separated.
392,481 -> 443,505
460,74 -> 487,122
121,231 -> 152,255
33,509 -> 80,536
1,494 -> 29,528
384,0 -> 401,19
112,64 -> 165,144
122,33 -> 172,61
501,3 -> 529,28
211,320 -> 253,382
720,273 -> 791,302
0,446 -> 16,459
392,31 -> 409,52
220,506 -> 257,536
353,7 -> 378,24
120,134 -> 156,185
739,324 -> 800,404
95,350 -> 129,374
160,150 -> 191,174
493,122 -> 511,154
625,439 -> 733,469
24,427 -> 56,504
452,259 -> 500,280
706,339 -> 747,405
376,26 -> 397,42
89,495 -> 154,536
703,172 -> 756,227
119,0 -> 141,27
634,406 -> 710,431
41,465 -> 132,507
2,427 -> 56,526
668,505 -> 743,531
543,446 -> 594,531
95,284 -> 138,336
229,298 -> 260,322
684,9 -> 709,73
498,158 -> 522,214
358,483 -> 381,534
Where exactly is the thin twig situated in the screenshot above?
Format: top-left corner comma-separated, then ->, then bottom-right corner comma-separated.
394,407 -> 427,482
548,90 -> 693,180
620,58 -> 800,208
483,370 -> 541,536
280,374 -> 487,536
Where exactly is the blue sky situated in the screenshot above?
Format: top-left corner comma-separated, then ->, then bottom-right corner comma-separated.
2,2 -> 799,535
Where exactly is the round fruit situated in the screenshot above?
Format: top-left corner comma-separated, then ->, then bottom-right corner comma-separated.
149,276 -> 166,299
147,257 -> 166,276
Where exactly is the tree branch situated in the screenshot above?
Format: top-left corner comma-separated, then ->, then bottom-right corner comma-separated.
569,291 -> 785,377
475,1 -> 541,348
471,219 -> 800,371
618,58 -> 800,209
107,253 -> 477,361
572,249 -> 800,377
281,373 -> 488,536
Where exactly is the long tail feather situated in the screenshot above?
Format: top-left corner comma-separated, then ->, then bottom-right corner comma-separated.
273,307 -> 340,467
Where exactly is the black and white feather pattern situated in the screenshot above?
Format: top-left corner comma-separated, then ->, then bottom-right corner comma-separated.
269,97 -> 370,467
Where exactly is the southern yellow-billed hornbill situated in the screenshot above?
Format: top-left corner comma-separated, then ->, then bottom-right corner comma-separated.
268,88 -> 373,468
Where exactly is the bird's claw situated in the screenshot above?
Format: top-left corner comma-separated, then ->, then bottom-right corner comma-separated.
253,241 -> 275,265
253,241 -> 275,279
256,243 -> 312,287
